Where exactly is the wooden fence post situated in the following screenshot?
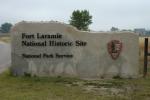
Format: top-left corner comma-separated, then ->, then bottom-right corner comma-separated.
144,38 -> 148,77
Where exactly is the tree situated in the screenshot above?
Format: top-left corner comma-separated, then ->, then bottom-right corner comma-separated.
69,10 -> 92,31
110,27 -> 119,32
1,23 -> 12,33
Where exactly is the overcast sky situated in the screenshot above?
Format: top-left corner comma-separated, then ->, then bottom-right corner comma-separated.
0,0 -> 150,31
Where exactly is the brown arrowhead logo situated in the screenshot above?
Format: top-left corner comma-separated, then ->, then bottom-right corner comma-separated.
107,40 -> 122,60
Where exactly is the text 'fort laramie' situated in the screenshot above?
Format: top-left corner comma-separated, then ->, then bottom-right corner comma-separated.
21,33 -> 87,47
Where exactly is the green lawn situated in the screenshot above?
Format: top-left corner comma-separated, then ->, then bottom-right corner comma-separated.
0,70 -> 150,100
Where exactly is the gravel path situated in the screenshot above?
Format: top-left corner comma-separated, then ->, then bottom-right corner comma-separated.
0,42 -> 11,73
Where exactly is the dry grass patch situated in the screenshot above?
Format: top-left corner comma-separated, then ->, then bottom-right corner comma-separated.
0,36 -> 11,43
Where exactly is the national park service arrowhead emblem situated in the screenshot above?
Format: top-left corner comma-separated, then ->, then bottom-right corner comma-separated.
107,40 -> 122,60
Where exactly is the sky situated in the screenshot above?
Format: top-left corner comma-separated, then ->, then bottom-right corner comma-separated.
0,0 -> 150,31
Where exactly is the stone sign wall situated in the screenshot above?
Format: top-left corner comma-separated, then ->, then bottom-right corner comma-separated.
11,21 -> 139,79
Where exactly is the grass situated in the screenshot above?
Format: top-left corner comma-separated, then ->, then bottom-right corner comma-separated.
0,71 -> 102,100
0,70 -> 150,100
0,36 -> 11,43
